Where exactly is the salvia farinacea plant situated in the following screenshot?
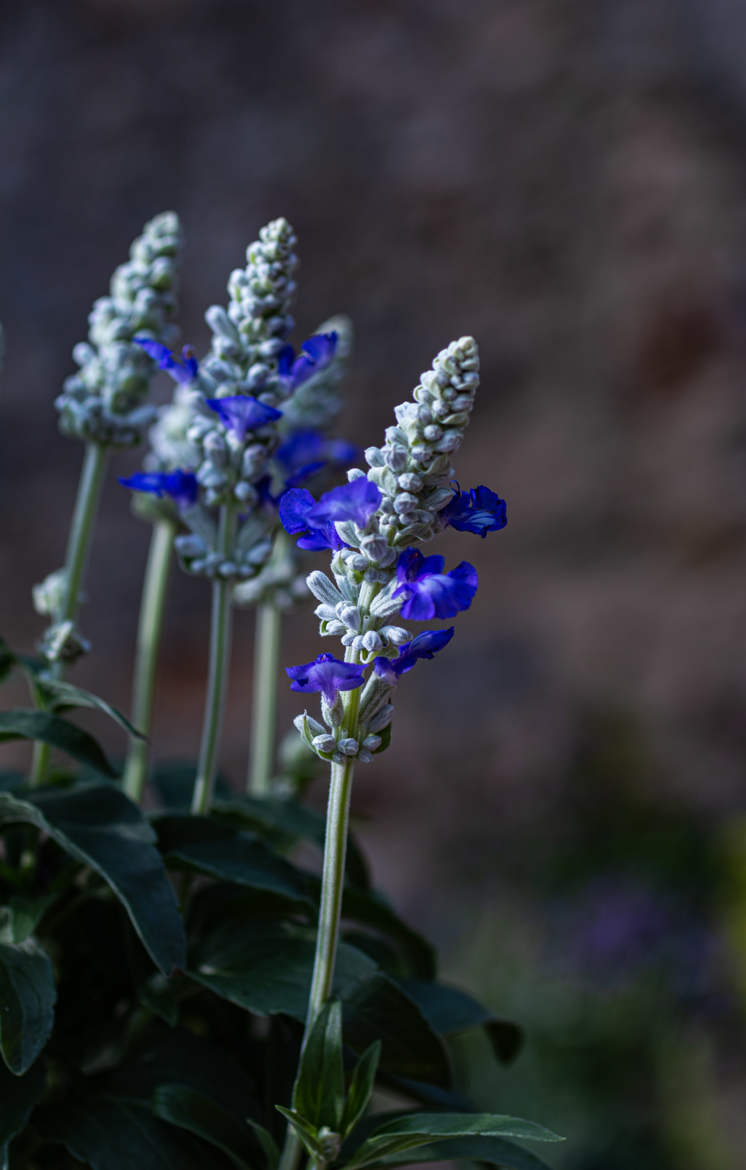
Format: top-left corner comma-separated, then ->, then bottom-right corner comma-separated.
0,215 -> 563,1170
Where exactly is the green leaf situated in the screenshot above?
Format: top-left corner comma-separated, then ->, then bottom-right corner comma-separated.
356,1135 -> 556,1170
339,887 -> 436,980
246,1120 -> 279,1170
400,979 -> 522,1064
274,1106 -> 323,1160
154,815 -> 312,907
0,709 -> 116,776
38,1096 -> 216,1169
293,1001 -> 345,1132
344,1113 -> 563,1170
35,679 -> 144,739
0,1049 -> 46,1161
190,921 -> 450,1085
0,787 -> 185,974
341,1041 -> 381,1138
152,1084 -> 256,1169
213,795 -> 371,889
3,892 -> 58,943
0,938 -> 56,1075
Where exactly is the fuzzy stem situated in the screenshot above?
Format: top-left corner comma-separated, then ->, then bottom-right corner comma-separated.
191,505 -> 237,815
247,601 -> 283,795
277,654 -> 362,1170
30,441 -> 109,786
122,517 -> 176,803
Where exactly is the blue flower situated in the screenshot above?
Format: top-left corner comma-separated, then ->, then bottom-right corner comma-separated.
277,332 -> 338,389
393,548 -> 478,621
373,627 -> 454,682
206,395 -> 283,439
119,469 -> 199,509
279,478 -> 381,550
134,338 -> 199,384
286,652 -> 365,702
278,488 -> 346,551
276,430 -> 360,488
440,484 -> 507,537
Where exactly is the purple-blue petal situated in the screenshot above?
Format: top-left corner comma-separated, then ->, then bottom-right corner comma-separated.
393,550 -> 478,621
307,476 -> 381,526
373,627 -> 454,680
286,652 -> 365,702
206,395 -> 283,438
441,484 -> 507,537
278,488 -> 316,534
119,469 -> 199,509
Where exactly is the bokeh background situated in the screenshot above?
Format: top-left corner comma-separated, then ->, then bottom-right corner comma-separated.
3,1 -> 746,1165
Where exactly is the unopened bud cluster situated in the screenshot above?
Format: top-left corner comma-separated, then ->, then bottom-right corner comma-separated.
56,213 -> 182,447
364,336 -> 479,546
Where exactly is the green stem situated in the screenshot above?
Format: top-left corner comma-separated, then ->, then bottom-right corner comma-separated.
30,441 -> 109,786
277,657 -> 363,1170
191,505 -> 236,816
247,601 -> 282,795
122,517 -> 176,803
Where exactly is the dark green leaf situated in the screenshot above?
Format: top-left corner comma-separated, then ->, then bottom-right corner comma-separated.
150,761 -> 233,811
155,815 -> 312,907
0,710 -> 116,776
189,922 -> 450,1085
358,1135 -> 556,1169
38,1097 -> 218,1170
0,1050 -> 46,1160
246,1120 -> 279,1170
213,796 -> 371,889
274,1106 -> 323,1160
0,787 -> 185,974
4,892 -> 58,943
293,1001 -> 345,1131
339,888 -> 436,980
0,938 -> 56,1075
345,1113 -> 563,1169
152,1084 -> 256,1170
35,679 -> 144,739
341,1042 -> 381,1138
400,979 -> 522,1064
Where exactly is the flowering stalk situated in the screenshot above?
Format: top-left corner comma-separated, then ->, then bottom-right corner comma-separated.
122,516 -> 177,802
191,503 -> 237,815
30,440 -> 108,786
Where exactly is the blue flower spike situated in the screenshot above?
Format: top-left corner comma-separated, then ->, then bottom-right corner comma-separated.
373,627 -> 455,682
441,484 -> 507,537
286,653 -> 366,702
392,547 -> 478,621
134,338 -> 199,385
206,395 -> 283,440
119,469 -> 199,510
277,331 -> 338,390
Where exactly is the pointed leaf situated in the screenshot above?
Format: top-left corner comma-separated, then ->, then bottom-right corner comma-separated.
0,938 -> 56,1074
152,1084 -> 257,1169
38,1097 -> 214,1169
190,921 -> 449,1085
274,1106 -> 323,1160
0,710 -> 116,776
293,1001 -> 345,1131
400,979 -> 522,1064
35,679 -> 144,739
0,787 -> 185,974
0,1058 -> 46,1163
246,1120 -> 279,1170
345,1113 -> 563,1169
154,815 -> 312,906
341,1041 -> 381,1137
358,1135 -> 555,1169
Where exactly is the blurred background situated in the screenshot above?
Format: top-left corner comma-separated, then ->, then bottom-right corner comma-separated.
2,1 -> 746,1165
